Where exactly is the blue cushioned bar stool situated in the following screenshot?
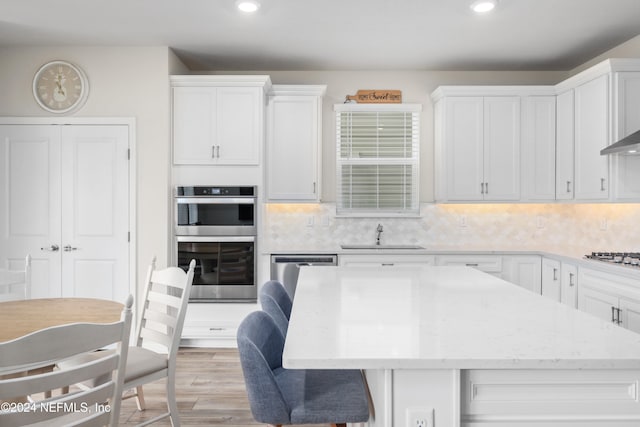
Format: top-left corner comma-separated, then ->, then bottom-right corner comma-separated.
237,311 -> 370,427
259,280 -> 292,337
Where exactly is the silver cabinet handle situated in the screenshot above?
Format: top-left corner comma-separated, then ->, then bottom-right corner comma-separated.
63,245 -> 78,252
480,182 -> 484,194
313,182 -> 317,194
569,273 -> 575,286
601,178 -> 606,191
611,306 -> 622,324
485,182 -> 488,194
465,263 -> 479,267
41,244 -> 59,252
553,268 -> 558,281
566,181 -> 571,193
211,145 -> 221,158
381,263 -> 395,267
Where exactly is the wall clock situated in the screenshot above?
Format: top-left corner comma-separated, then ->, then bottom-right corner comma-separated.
32,60 -> 89,114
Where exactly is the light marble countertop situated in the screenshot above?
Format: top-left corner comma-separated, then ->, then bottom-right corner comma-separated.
283,265 -> 640,370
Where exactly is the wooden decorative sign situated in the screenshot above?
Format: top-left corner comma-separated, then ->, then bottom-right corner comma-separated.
345,90 -> 402,104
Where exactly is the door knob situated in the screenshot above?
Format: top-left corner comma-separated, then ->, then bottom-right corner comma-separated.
63,245 -> 78,252
41,244 -> 60,252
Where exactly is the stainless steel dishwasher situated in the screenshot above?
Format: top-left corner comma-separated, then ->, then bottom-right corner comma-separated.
270,254 -> 338,298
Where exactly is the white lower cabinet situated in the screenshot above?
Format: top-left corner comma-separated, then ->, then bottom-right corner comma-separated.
501,255 -> 542,294
578,267 -> 640,333
541,257 -> 561,301
181,303 -> 258,347
338,254 -> 435,267
560,262 -> 579,308
461,369 -> 640,426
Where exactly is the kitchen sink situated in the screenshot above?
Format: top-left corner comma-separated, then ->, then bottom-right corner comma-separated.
340,244 -> 425,250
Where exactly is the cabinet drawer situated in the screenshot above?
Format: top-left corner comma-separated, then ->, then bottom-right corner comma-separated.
182,321 -> 238,339
339,254 -> 435,267
435,255 -> 502,273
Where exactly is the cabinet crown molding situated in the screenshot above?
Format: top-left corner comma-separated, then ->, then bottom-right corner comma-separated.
431,85 -> 555,101
170,75 -> 272,92
269,85 -> 327,97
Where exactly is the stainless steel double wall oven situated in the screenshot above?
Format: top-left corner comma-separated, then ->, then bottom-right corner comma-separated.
174,186 -> 257,302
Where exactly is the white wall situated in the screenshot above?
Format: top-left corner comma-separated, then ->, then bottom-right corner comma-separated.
0,46 -> 173,300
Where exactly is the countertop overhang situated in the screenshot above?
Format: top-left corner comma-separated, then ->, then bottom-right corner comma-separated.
284,265 -> 640,370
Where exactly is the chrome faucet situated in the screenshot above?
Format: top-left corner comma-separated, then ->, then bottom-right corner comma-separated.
375,224 -> 383,245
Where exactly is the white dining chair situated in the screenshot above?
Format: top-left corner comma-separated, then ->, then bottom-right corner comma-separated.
60,257 -> 196,426
0,294 -> 133,427
0,254 -> 31,301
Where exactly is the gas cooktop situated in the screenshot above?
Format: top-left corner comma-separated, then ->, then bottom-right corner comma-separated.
585,252 -> 640,267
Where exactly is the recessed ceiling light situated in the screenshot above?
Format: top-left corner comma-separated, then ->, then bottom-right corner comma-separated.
470,0 -> 497,13
236,0 -> 260,13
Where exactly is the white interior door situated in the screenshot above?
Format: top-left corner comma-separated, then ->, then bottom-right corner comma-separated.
60,125 -> 129,301
0,125 -> 62,298
0,123 -> 129,301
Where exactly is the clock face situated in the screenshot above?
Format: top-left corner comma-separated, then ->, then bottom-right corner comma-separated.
33,61 -> 89,114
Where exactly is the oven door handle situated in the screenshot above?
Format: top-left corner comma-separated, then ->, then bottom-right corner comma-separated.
175,198 -> 255,204
176,235 -> 255,243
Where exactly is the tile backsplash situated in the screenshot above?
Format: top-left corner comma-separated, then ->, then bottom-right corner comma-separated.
263,203 -> 640,256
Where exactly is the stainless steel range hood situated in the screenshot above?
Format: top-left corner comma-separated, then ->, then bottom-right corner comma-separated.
601,129 -> 640,155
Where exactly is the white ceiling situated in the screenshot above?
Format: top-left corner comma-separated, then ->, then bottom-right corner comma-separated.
1,0 -> 639,71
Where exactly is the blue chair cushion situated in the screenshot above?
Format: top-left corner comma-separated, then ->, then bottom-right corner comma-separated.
275,367 -> 370,424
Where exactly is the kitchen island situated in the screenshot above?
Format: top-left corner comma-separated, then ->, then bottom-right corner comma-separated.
283,266 -> 640,427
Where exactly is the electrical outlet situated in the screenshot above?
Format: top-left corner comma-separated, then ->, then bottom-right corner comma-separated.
536,215 -> 545,229
459,215 -> 467,227
306,216 -> 315,227
407,407 -> 434,427
599,218 -> 608,230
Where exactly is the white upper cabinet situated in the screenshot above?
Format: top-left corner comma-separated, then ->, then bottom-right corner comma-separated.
555,90 -> 575,200
266,85 -> 326,202
433,88 -> 529,202
573,74 -> 610,200
521,96 -> 556,201
171,75 -> 271,166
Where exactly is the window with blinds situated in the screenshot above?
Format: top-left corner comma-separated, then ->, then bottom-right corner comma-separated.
335,104 -> 421,216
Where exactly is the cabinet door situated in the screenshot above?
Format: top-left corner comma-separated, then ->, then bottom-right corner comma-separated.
541,258 -> 561,301
560,262 -> 578,308
574,74 -> 610,200
620,297 -> 640,334
444,97 -> 484,201
556,90 -> 575,200
267,95 -> 320,201
579,285 -> 618,324
612,72 -> 640,200
483,97 -> 520,200
521,96 -> 556,201
216,87 -> 261,165
502,255 -> 542,294
172,86 -> 217,165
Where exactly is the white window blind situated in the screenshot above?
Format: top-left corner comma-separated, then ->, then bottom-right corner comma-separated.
335,104 -> 421,215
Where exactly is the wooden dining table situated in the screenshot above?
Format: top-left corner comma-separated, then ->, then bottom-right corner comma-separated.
0,297 -> 124,342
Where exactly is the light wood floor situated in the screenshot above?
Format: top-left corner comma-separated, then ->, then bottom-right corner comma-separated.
118,347 -> 331,427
